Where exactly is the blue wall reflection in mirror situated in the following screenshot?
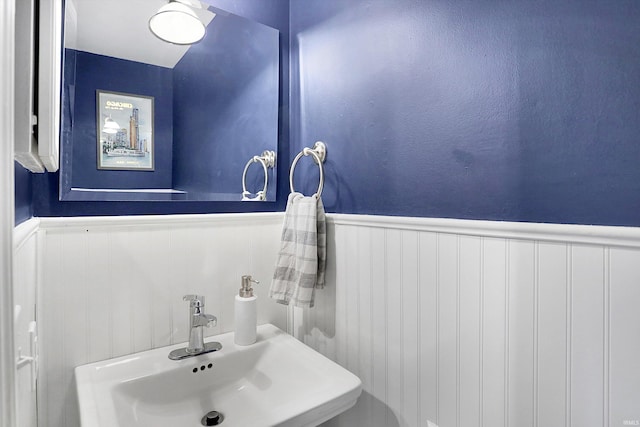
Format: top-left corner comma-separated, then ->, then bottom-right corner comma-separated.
60,2 -> 279,202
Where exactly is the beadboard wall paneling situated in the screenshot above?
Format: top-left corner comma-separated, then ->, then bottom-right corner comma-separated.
36,213 -> 286,427
13,219 -> 39,427
28,213 -> 640,427
304,215 -> 640,427
609,248 -> 640,427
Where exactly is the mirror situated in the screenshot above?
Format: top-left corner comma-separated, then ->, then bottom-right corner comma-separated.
59,0 -> 279,201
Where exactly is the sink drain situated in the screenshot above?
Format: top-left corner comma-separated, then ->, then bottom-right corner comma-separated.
201,411 -> 224,426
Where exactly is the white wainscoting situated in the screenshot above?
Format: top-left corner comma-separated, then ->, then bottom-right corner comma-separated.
295,215 -> 640,427
23,213 -> 640,427
13,219 -> 40,427
36,213 -> 286,427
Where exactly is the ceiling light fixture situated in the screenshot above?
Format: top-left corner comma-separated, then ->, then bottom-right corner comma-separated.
102,117 -> 120,134
149,0 -> 207,45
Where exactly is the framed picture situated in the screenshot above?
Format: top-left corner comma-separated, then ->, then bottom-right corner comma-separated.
96,90 -> 154,171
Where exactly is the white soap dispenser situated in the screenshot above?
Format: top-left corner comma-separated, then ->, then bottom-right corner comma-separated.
234,275 -> 259,346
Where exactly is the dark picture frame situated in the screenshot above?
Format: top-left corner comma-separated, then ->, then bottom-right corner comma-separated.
96,90 -> 154,171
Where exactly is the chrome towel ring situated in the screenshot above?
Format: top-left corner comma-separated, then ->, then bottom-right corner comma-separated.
289,141 -> 327,197
242,150 -> 276,201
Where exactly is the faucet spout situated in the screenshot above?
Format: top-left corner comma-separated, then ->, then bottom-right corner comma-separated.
193,313 -> 217,328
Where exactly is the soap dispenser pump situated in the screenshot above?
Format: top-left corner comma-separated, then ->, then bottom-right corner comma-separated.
234,275 -> 259,345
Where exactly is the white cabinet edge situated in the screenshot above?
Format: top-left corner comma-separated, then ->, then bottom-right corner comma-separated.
37,0 -> 62,172
14,0 -> 45,173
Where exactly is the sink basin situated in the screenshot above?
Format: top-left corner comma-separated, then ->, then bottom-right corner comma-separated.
75,324 -> 361,427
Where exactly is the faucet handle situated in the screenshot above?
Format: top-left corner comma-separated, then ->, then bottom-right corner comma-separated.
183,294 -> 205,307
204,314 -> 217,328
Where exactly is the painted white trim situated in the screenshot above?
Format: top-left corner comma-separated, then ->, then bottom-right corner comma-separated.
13,218 -> 40,252
327,214 -> 640,249
0,0 -> 17,425
38,212 -> 285,230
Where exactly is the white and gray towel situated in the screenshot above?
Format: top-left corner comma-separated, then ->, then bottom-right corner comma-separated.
269,192 -> 326,308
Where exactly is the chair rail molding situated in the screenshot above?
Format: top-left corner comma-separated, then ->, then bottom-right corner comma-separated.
328,214 -> 640,248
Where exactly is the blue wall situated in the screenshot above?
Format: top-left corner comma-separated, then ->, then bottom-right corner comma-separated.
290,0 -> 640,226
62,50 -> 174,191
33,0 -> 290,217
172,7 -> 279,198
14,162 -> 32,225
32,0 -> 640,225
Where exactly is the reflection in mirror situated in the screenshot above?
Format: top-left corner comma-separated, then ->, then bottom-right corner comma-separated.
60,0 -> 279,201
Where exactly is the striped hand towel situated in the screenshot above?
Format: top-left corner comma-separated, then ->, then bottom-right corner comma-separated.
269,192 -> 326,308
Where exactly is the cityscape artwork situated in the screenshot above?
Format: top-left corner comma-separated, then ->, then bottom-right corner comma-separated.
96,90 -> 154,171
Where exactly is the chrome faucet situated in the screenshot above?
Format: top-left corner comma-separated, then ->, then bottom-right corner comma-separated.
184,294 -> 216,352
168,295 -> 222,360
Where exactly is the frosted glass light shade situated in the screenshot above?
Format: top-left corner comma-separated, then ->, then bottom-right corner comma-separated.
103,117 -> 119,134
149,1 -> 206,45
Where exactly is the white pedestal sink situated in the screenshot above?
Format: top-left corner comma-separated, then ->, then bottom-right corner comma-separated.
75,324 -> 361,427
